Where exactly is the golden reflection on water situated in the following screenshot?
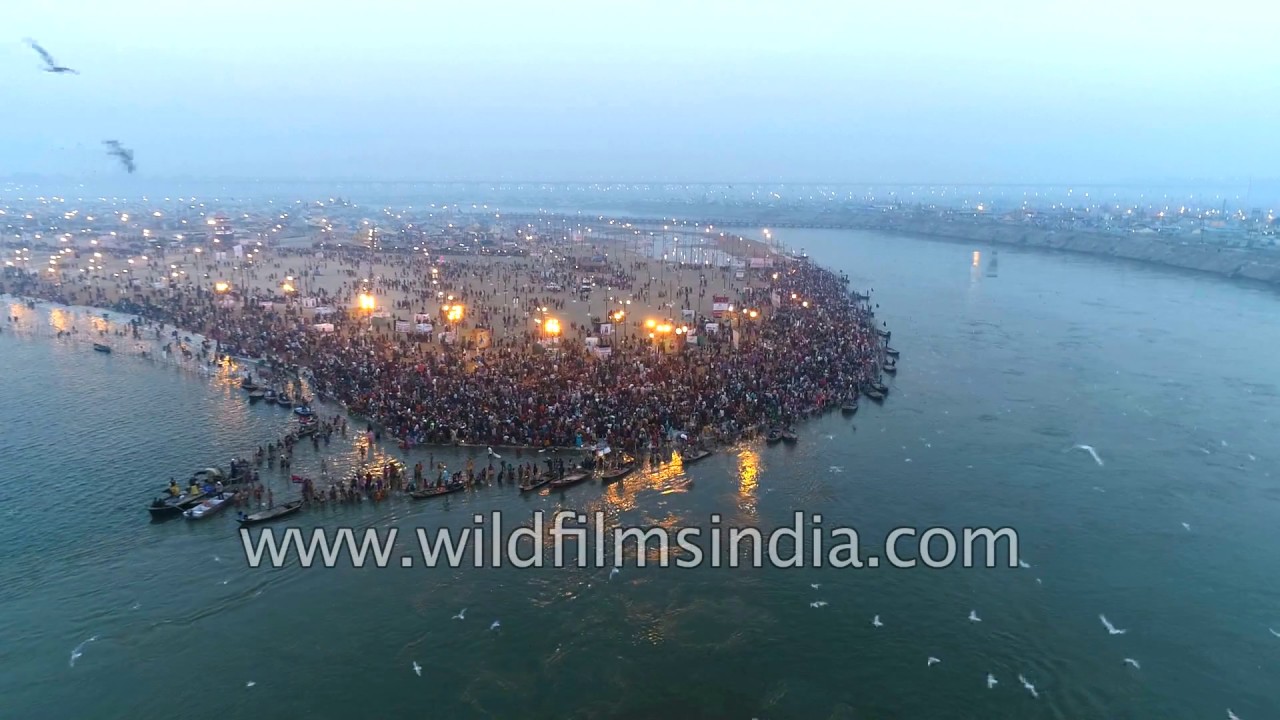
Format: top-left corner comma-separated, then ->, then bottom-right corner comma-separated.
736,446 -> 760,521
48,307 -> 70,333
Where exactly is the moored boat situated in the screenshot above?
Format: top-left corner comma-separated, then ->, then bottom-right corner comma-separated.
237,500 -> 303,526
885,347 -> 900,358
864,388 -> 885,402
876,328 -> 890,338
293,405 -> 315,417
276,392 -> 292,407
781,428 -> 799,443
681,448 -> 713,464
248,391 -> 265,402
872,381 -> 889,395
264,389 -> 277,402
147,492 -> 206,518
92,343 -> 112,353
841,401 -> 859,416
549,470 -> 591,489
600,461 -> 637,484
518,477 -> 552,493
183,491 -> 238,520
765,428 -> 783,444
882,362 -> 897,374
410,483 -> 466,499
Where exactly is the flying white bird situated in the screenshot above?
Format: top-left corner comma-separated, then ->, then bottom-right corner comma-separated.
412,661 -> 422,677
1248,453 -> 1257,461
489,620 -> 501,631
1269,628 -> 1280,638
828,466 -> 843,473
1228,711 -> 1241,720
24,38 -> 78,74
872,615 -> 883,627
1072,444 -> 1104,466
1100,615 -> 1127,635
810,601 -> 828,608
1123,658 -> 1141,669
1018,559 -> 1031,569
245,681 -> 256,688
609,567 -> 619,580
969,610 -> 981,622
927,657 -> 940,666
452,608 -> 466,620
986,673 -> 998,689
1182,522 -> 1192,531
1018,674 -> 1039,699
810,583 -> 821,589
487,447 -> 501,459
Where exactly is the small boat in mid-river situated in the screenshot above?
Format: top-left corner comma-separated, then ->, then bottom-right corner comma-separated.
681,448 -> 713,464
410,483 -> 466,499
248,391 -> 266,403
184,492 -> 238,520
92,343 -> 112,353
238,500 -> 303,526
549,471 -> 592,490
600,461 -> 637,484
519,477 -> 552,493
147,492 -> 206,518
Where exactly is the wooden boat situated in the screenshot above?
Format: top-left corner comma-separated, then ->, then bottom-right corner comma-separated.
549,470 -> 591,489
295,424 -> 317,437
518,477 -> 552,493
293,405 -> 315,417
872,382 -> 889,395
864,388 -> 885,402
276,392 -> 293,407
765,428 -> 783,444
681,448 -> 713,464
841,401 -> 859,416
882,362 -> 897,374
92,343 -> 112,353
876,329 -> 890,338
781,428 -> 799,443
599,462 -> 636,484
852,291 -> 870,301
238,500 -> 303,526
410,484 -> 466,499
147,492 -> 206,518
885,347 -> 900,358
240,377 -> 259,390
264,389 -> 277,402
248,391 -> 266,402
183,491 -> 238,520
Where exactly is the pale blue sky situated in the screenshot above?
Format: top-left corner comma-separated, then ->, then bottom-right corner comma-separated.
5,1 -> 1279,183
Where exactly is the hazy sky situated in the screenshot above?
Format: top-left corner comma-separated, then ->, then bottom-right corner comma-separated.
5,1 -> 1279,184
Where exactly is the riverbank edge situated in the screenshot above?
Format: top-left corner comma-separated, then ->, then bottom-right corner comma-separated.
602,210 -> 1280,288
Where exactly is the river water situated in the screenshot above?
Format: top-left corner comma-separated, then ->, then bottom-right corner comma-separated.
2,229 -> 1278,719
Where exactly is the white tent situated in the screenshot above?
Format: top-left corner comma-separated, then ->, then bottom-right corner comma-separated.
312,322 -> 335,333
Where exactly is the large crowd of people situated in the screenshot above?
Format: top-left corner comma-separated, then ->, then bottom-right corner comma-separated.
3,240 -> 889,454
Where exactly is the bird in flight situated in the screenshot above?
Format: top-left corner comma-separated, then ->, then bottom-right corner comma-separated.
103,140 -> 136,173
25,38 -> 78,74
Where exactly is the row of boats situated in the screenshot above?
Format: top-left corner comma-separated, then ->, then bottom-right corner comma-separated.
145,463 -> 304,526
241,375 -> 316,417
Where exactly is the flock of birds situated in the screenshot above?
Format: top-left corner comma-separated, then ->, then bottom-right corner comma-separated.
23,38 -> 136,174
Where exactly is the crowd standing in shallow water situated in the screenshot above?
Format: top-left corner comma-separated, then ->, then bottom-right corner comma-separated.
3,237 -> 889,457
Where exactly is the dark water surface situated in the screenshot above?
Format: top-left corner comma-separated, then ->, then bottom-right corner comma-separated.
2,230 -> 1278,719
